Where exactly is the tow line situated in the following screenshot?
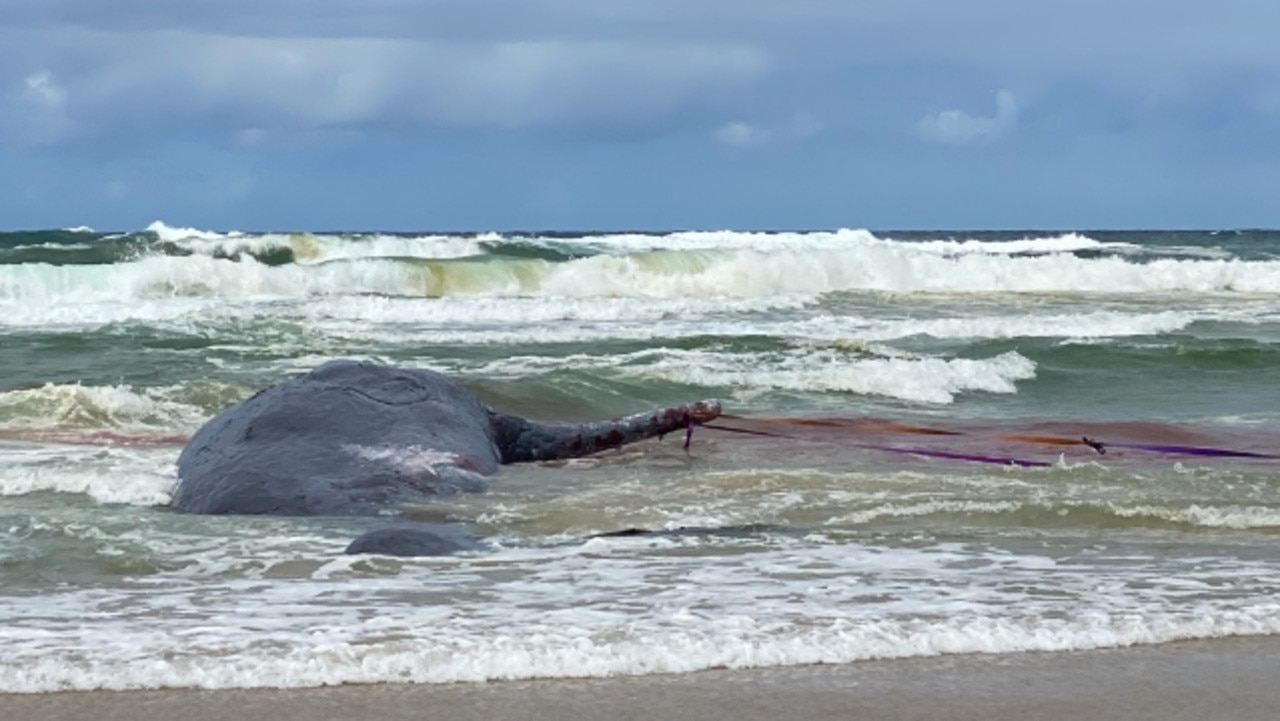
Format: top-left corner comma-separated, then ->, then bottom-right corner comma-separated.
694,421 -> 1050,467
684,417 -> 1275,467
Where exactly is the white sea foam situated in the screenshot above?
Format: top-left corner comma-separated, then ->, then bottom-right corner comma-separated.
283,299 -> 1211,353
147,220 -> 241,242
551,242 -> 1280,296
452,347 -> 1033,404
0,382 -> 208,433
4,289 -> 1198,351
0,444 -> 175,505
185,232 -> 484,264
1109,503 -> 1280,529
828,499 -> 1025,525
634,348 -> 1037,404
140,225 -> 1122,259
4,232 -> 1280,332
147,220 -> 487,262
905,232 -> 1125,256
561,229 -> 1128,257
309,292 -> 811,327
0,539 -> 1276,692
874,309 -> 1201,341
563,228 -> 881,253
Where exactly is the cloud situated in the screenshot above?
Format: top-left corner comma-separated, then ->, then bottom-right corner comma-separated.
917,90 -> 1018,145
714,121 -> 771,147
0,28 -> 770,143
4,2 -> 1278,152
713,113 -> 823,148
0,70 -> 73,146
5,0 -> 1280,232
24,71 -> 66,108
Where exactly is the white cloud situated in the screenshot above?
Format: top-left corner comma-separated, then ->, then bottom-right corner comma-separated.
0,70 -> 74,146
713,113 -> 823,148
24,71 -> 67,109
917,89 -> 1018,145
714,121 -> 771,147
2,29 -> 770,142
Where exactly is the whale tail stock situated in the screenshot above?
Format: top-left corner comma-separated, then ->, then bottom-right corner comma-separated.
489,399 -> 722,464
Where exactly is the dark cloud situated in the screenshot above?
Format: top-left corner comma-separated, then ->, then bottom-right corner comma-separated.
0,25 -> 769,148
2,0 -> 1279,228
8,1 -> 1280,132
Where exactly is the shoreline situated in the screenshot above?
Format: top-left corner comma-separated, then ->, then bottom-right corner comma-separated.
6,636 -> 1279,721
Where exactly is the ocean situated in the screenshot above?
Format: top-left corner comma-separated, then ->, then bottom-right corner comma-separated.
1,222 -> 1278,692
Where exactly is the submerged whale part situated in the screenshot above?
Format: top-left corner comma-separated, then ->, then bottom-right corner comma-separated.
343,523 -> 486,557
172,360 -> 720,556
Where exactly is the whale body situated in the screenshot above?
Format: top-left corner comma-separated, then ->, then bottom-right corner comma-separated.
172,360 -> 720,555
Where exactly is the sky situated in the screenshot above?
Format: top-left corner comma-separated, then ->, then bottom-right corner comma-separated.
3,0 -> 1280,231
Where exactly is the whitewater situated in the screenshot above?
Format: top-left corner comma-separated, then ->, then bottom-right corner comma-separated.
1,223 -> 1278,692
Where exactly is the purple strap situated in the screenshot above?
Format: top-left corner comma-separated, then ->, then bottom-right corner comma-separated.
702,422 -> 1275,465
1106,442 -> 1277,459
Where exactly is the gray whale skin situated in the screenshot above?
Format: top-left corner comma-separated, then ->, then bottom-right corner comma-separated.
172,360 -> 720,556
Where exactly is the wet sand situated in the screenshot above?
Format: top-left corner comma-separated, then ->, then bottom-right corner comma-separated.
6,636 -> 1278,721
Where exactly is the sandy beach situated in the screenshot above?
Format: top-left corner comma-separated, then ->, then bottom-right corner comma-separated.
5,636 -> 1278,721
